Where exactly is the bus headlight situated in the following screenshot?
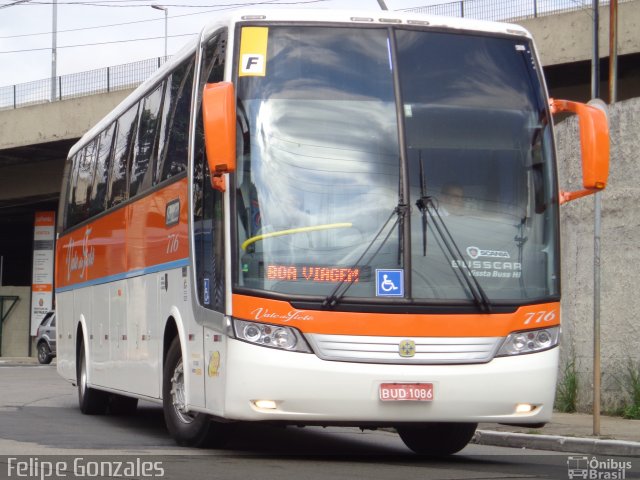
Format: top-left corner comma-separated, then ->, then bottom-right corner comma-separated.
496,326 -> 560,357
233,319 -> 312,353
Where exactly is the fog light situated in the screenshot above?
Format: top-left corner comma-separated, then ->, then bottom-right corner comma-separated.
253,400 -> 277,410
515,403 -> 535,414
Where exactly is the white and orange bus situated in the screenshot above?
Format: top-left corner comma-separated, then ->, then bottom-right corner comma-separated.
55,9 -> 609,455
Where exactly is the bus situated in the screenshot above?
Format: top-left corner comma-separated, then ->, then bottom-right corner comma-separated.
55,9 -> 609,455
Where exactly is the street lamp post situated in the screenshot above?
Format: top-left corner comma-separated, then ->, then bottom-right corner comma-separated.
151,5 -> 168,59
51,0 -> 57,101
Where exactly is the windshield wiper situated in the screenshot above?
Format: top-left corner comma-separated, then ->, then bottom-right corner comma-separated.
415,195 -> 493,313
321,204 -> 407,309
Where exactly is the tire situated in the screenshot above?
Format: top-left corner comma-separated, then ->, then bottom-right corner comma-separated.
37,342 -> 52,364
77,338 -> 109,415
397,422 -> 477,456
109,394 -> 139,415
162,336 -> 234,448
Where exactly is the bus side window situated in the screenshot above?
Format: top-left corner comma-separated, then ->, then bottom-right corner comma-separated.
156,57 -> 194,183
68,139 -> 97,227
130,83 -> 164,197
88,123 -> 115,217
64,152 -> 80,229
193,30 -> 226,312
108,103 -> 139,209
58,155 -> 75,232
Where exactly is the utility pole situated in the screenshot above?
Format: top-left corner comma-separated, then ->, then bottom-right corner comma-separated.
591,0 -> 601,438
609,0 -> 618,104
51,0 -> 57,101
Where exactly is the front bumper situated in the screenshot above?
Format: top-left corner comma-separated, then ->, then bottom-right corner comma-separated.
222,338 -> 558,425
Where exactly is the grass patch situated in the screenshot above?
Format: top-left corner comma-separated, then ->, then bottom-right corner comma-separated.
555,358 -> 578,413
621,360 -> 640,420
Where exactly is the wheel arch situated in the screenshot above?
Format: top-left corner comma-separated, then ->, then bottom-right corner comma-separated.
162,306 -> 188,400
75,315 -> 89,382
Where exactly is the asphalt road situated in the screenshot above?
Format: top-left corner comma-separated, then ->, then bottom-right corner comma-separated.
0,365 -> 637,480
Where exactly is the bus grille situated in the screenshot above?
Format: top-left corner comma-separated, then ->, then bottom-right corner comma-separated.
306,334 -> 502,364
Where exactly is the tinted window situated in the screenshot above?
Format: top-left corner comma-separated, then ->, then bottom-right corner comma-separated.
194,31 -> 226,311
157,58 -> 194,183
130,83 -> 164,197
68,140 -> 97,226
59,155 -> 74,231
108,103 -> 138,208
88,124 -> 115,217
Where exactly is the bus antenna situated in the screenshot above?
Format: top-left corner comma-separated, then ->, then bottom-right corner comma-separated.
376,0 -> 388,10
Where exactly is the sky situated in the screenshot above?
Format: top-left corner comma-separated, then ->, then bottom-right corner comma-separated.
0,0 -> 443,87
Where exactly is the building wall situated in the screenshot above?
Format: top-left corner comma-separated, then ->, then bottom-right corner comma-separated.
0,89 -> 132,150
556,97 -> 640,412
517,0 -> 640,67
0,286 -> 31,357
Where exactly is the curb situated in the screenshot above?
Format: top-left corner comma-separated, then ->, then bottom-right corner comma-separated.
473,430 -> 640,457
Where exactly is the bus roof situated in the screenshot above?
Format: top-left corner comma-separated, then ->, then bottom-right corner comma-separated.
68,8 -> 534,159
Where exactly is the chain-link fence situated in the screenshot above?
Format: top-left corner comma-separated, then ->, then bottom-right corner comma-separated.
404,0 -> 631,22
0,56 -> 169,111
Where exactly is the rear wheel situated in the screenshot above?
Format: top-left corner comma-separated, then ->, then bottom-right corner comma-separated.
397,422 -> 477,456
37,342 -> 52,364
77,338 -> 109,414
163,336 -> 234,447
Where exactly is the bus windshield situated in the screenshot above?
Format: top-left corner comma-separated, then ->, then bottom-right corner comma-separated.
234,25 -> 559,306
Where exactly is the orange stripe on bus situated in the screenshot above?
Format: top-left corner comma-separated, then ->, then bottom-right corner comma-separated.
55,178 -> 189,289
232,294 -> 560,337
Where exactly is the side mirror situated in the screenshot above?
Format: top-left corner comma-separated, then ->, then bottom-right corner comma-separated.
202,82 -> 236,192
550,98 -> 610,204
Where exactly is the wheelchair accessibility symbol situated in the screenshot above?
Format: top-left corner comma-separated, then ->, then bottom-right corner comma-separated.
376,269 -> 404,297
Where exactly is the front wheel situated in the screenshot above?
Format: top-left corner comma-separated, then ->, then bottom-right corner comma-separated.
163,337 -> 234,447
397,422 -> 477,456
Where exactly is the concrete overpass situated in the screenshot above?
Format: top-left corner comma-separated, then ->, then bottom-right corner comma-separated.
0,0 -> 639,357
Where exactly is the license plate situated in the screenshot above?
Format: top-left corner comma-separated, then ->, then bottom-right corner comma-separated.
379,383 -> 434,402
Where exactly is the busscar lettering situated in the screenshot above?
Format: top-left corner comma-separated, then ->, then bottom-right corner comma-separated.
451,260 -> 522,279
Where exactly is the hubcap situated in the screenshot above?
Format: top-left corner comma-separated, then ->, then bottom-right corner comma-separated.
170,359 -> 195,424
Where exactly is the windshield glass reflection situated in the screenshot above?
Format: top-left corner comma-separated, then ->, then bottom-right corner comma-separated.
236,27 -> 401,297
233,26 -> 559,305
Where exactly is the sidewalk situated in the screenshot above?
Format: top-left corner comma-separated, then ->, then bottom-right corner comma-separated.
2,356 -> 639,456
475,413 -> 640,456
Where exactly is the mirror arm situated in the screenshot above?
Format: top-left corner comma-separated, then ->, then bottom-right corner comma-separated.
212,175 -> 226,192
559,189 -> 598,204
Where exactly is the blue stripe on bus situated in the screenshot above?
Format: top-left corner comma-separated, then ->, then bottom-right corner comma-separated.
55,258 -> 190,294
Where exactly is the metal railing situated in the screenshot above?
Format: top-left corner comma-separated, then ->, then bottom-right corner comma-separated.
0,56 -> 170,112
404,0 -> 632,22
